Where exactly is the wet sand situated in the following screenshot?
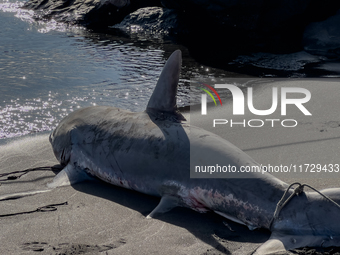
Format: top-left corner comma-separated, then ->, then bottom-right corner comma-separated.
1,79 -> 340,254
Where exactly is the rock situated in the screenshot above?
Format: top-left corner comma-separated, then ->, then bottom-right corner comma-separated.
161,0 -> 264,31
303,9 -> 340,56
158,0 -> 340,52
23,0 -> 340,52
112,7 -> 180,35
160,0 -> 310,33
22,0 -> 340,68
22,0 -> 161,28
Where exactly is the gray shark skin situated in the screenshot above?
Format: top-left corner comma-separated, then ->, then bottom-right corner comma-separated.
49,50 -> 340,254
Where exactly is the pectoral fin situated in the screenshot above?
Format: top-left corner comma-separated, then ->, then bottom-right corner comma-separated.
147,195 -> 180,219
253,237 -> 286,255
254,233 -> 334,255
47,163 -> 93,188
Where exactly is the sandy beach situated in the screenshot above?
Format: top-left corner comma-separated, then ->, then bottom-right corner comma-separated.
1,79 -> 340,255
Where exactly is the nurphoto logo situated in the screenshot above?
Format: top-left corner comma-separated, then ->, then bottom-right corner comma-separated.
200,84 -> 312,128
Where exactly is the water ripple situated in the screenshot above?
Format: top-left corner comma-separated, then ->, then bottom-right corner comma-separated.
0,0 -> 231,139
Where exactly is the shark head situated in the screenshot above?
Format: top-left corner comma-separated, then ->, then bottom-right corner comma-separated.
255,188 -> 340,254
49,120 -> 72,166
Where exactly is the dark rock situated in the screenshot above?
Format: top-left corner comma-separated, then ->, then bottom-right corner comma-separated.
111,5 -> 257,61
159,0 -> 313,34
22,0 -> 340,72
161,0 -> 264,32
112,7 -> 181,35
22,0 -> 161,28
157,0 -> 340,53
303,9 -> 340,57
23,0 -> 340,54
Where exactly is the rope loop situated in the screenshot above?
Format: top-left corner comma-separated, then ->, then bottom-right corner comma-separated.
0,202 -> 68,218
37,202 -> 68,212
0,165 -> 62,182
270,182 -> 340,229
0,166 -> 67,218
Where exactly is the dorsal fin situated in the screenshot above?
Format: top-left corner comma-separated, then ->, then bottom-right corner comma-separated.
146,50 -> 182,114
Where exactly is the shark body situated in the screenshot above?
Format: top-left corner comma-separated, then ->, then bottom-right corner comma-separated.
49,50 -> 340,254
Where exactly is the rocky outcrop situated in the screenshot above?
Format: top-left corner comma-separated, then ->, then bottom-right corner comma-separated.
303,9 -> 340,56
112,7 -> 180,35
159,0 -> 340,47
23,0 -> 340,47
22,0 -> 340,63
23,0 -> 161,27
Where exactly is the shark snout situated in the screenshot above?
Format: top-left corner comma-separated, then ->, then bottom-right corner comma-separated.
268,188 -> 340,252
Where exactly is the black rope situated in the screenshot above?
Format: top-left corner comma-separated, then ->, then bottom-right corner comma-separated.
0,165 -> 62,182
270,182 -> 340,229
0,166 -> 67,217
0,201 -> 68,218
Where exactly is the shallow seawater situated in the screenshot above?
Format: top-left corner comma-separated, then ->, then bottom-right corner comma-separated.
0,0 -> 239,139
1,0 -> 339,140
230,51 -> 340,77
0,0 -> 163,138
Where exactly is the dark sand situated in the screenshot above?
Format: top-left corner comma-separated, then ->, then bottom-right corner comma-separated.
1,80 -> 340,254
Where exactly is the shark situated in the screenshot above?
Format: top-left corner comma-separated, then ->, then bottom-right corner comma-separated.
27,50 -> 340,254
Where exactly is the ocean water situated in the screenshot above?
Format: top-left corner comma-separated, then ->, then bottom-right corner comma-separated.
0,0 -> 233,140
1,0 -> 339,140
